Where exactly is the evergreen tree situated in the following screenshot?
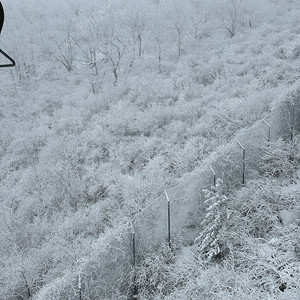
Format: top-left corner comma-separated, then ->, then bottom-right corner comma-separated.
194,179 -> 227,262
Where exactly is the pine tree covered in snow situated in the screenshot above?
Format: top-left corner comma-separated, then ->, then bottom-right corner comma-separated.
194,179 -> 227,262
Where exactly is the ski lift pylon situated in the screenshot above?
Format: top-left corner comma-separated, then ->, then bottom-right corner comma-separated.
0,1 -> 15,68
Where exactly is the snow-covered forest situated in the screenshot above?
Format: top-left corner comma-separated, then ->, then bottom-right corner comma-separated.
0,0 -> 300,299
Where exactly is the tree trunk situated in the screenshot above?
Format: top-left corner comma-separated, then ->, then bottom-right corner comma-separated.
113,68 -> 118,85
138,34 -> 142,57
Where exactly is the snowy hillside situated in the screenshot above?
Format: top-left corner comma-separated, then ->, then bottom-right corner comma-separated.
0,0 -> 300,299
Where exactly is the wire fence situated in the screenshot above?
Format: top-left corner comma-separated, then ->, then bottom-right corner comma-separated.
34,94 -> 300,300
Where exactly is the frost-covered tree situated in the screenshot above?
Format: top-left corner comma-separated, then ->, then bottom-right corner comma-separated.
194,179 -> 227,262
51,21 -> 75,72
167,2 -> 188,61
126,4 -> 147,58
216,0 -> 244,37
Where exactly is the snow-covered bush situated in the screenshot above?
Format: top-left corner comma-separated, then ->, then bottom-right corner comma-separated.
258,137 -> 300,179
135,243 -> 175,298
223,179 -> 281,241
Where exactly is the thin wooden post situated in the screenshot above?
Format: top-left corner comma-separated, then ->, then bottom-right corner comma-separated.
237,141 -> 245,185
262,119 -> 271,145
164,190 -> 171,247
209,165 -> 216,187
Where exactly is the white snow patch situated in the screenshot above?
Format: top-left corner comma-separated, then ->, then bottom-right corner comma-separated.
280,209 -> 295,226
174,245 -> 194,266
280,180 -> 300,201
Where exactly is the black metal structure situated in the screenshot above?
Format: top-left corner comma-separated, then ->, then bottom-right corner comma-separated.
0,1 -> 4,34
0,1 -> 15,68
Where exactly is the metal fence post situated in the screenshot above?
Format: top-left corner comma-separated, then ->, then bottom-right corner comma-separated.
132,230 -> 138,299
291,105 -> 295,142
237,141 -> 245,185
78,273 -> 82,300
209,165 -> 216,187
262,119 -> 271,145
164,190 -> 171,247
